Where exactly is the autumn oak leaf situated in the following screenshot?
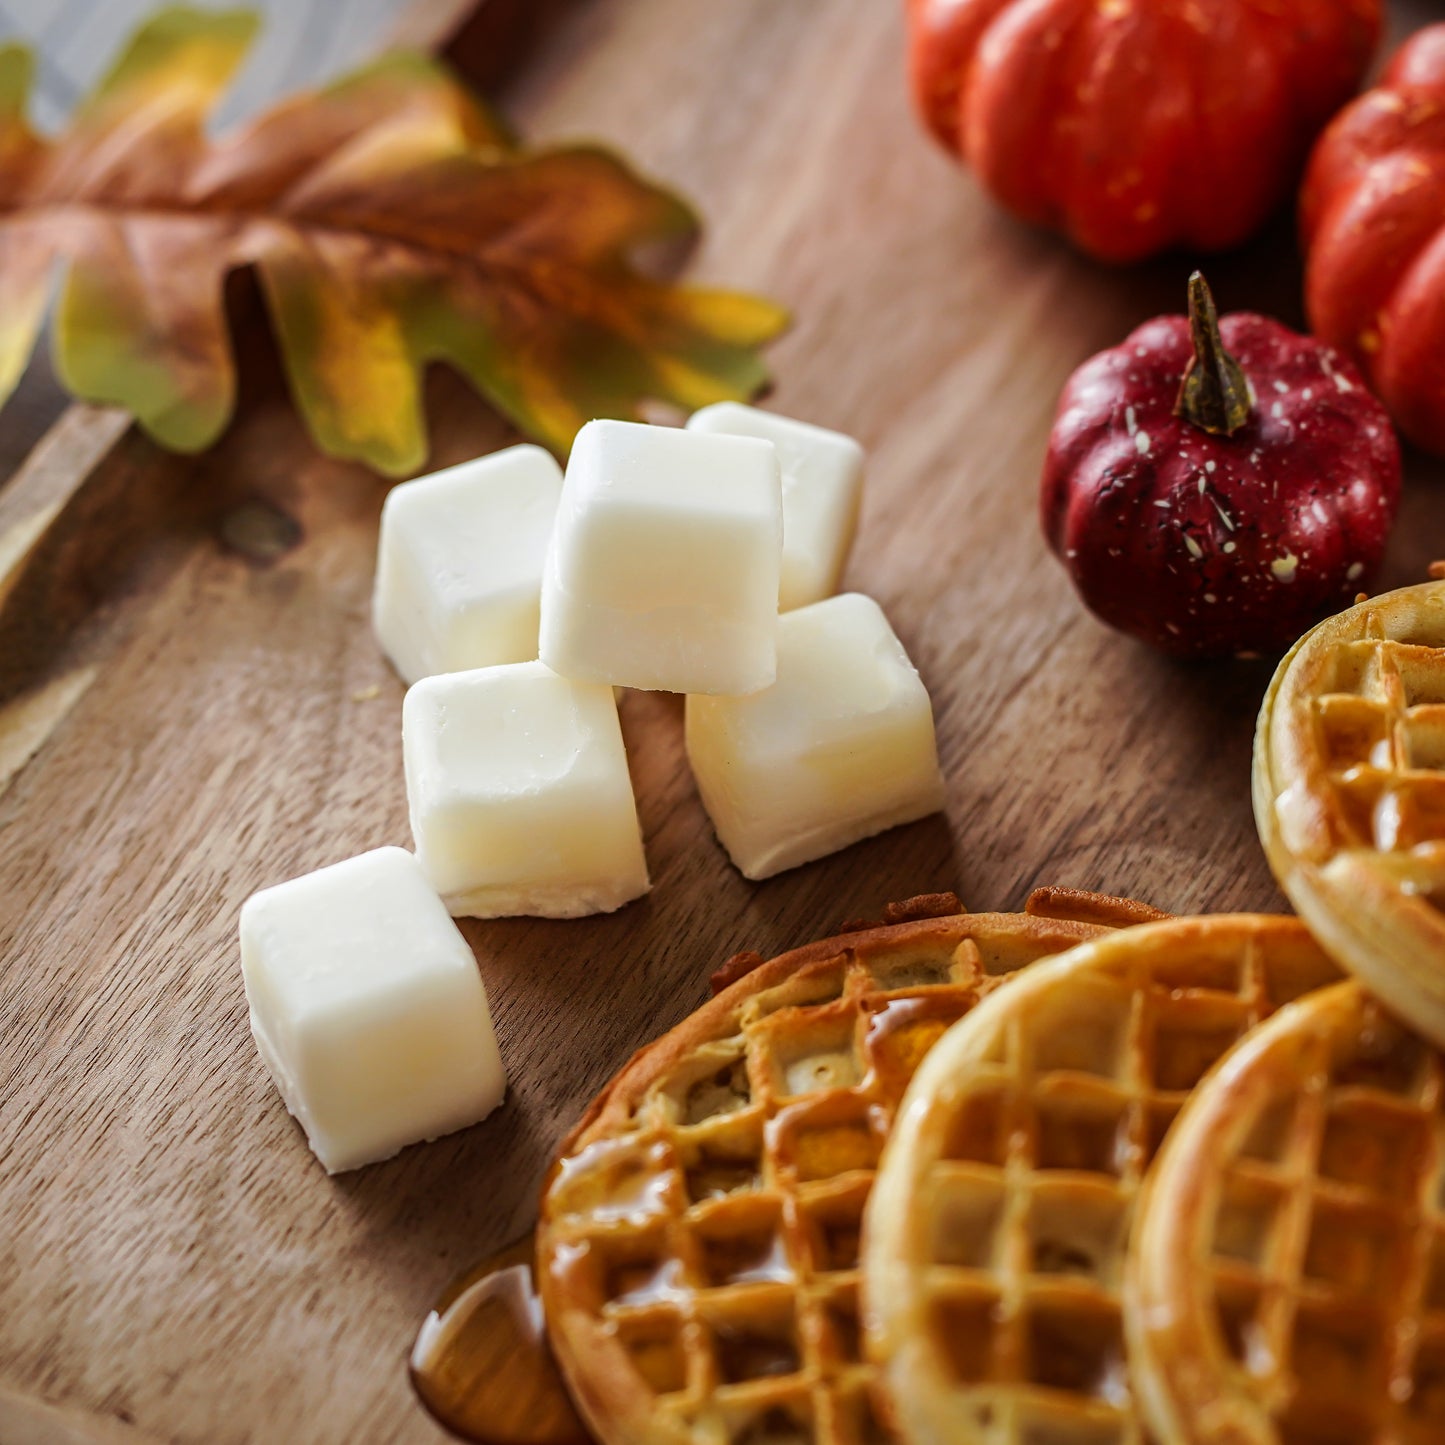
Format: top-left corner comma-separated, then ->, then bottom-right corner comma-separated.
0,8 -> 788,474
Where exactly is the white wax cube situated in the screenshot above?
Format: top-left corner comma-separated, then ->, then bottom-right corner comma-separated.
403,660 -> 649,919
239,847 -> 505,1174
686,403 -> 864,612
538,419 -> 783,695
685,593 -> 945,880
373,444 -> 563,685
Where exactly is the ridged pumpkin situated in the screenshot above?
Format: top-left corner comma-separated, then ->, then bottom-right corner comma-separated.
1303,24 -> 1445,454
1040,274 -> 1401,658
906,0 -> 1381,263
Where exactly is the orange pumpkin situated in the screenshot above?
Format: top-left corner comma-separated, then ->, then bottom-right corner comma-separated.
1303,25 -> 1445,454
906,0 -> 1381,263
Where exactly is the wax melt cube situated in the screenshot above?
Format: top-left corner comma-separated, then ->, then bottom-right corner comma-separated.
239,847 -> 505,1174
403,660 -> 649,918
686,403 -> 864,611
372,444 -> 563,685
538,419 -> 783,695
685,593 -> 945,880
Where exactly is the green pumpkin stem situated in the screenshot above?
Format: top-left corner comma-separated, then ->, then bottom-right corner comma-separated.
1175,271 -> 1250,437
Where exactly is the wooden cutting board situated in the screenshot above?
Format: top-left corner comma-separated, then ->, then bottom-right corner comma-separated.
2,2 -> 1441,1441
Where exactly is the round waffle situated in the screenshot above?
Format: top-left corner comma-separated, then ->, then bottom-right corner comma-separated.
1254,580 -> 1445,1046
1129,980 -> 1445,1444
863,915 -> 1340,1445
535,893 -> 1164,1445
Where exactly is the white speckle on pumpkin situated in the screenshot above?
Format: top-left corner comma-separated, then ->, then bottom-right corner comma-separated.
1166,622 -> 1181,635
1273,380 -> 1289,394
1224,541 -> 1237,554
1153,499 -> 1171,508
1334,371 -> 1353,393
1347,561 -> 1364,580
1125,405 -> 1138,436
1271,554 -> 1300,582
1205,460 -> 1216,473
1312,500 -> 1329,525
1198,476 -> 1207,495
1135,431 -> 1151,455
1184,534 -> 1204,560
1211,498 -> 1235,531
1302,388 -> 1313,401
1204,593 -> 1217,603
1271,401 -> 1285,420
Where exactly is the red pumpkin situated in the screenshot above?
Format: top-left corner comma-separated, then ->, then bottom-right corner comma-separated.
1042,275 -> 1401,658
1303,24 -> 1445,454
906,0 -> 1381,263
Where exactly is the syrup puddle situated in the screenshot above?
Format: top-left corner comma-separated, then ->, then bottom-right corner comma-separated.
410,1234 -> 592,1445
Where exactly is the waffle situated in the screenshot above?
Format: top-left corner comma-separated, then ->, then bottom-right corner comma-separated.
1254,580 -> 1445,1046
862,915 -> 1340,1445
535,891 -> 1165,1445
1129,980 -> 1445,1444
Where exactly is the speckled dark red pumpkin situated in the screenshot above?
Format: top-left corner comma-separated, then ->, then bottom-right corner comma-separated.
906,0 -> 1382,263
1041,278 -> 1402,658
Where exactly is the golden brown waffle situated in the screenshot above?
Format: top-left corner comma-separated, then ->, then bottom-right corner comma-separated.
1129,980 -> 1445,1444
863,916 -> 1340,1445
1254,580 -> 1445,1045
536,893 -> 1163,1445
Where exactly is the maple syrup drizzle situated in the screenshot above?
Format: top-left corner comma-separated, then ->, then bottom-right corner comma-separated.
410,1233 -> 592,1445
864,994 -> 967,1088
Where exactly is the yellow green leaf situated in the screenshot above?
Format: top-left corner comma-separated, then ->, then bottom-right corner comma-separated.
0,7 -> 787,474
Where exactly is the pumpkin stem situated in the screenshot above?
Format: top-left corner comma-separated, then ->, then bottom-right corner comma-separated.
1175,271 -> 1250,437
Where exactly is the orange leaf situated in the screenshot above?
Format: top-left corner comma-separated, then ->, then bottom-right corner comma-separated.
0,7 -> 788,475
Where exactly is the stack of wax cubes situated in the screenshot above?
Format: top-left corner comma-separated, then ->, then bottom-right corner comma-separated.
394,406 -> 942,906
535,415 -> 943,880
238,404 -> 946,1173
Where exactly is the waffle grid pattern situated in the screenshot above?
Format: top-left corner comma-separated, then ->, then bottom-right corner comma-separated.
1195,1000 -> 1445,1443
1311,624 -> 1445,887
542,928 -> 1080,1445
896,930 -> 1338,1443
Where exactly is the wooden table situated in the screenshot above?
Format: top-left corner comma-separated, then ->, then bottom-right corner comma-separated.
2,2 -> 1440,1440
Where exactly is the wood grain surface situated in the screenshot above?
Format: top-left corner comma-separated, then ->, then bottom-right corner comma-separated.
2,1 -> 1442,1441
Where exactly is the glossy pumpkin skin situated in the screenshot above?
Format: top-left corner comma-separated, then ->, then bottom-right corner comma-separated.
1041,312 -> 1401,658
1303,25 -> 1445,455
906,0 -> 1381,262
